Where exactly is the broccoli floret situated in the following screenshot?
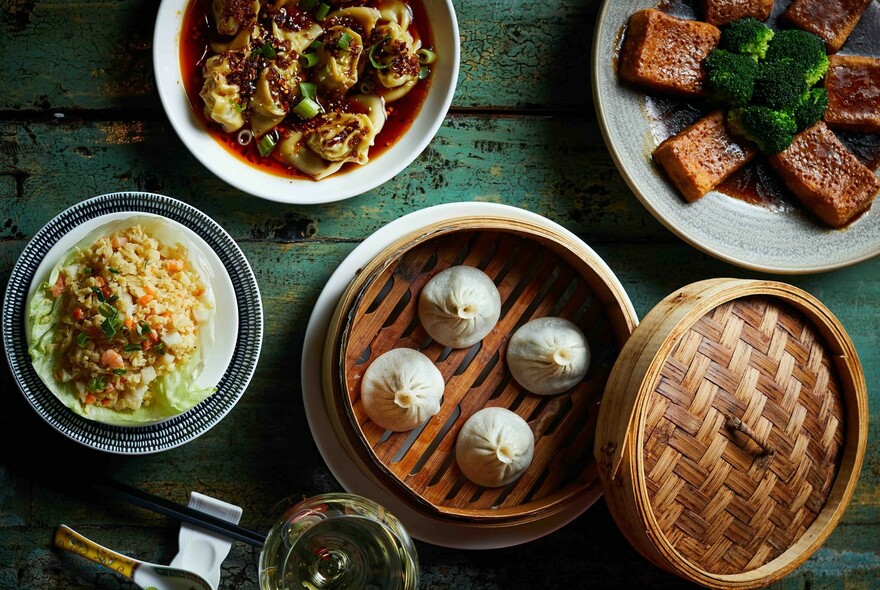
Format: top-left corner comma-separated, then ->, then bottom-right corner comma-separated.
728,106 -> 798,155
753,58 -> 809,110
719,18 -> 775,60
765,29 -> 830,86
705,49 -> 759,106
791,87 -> 829,132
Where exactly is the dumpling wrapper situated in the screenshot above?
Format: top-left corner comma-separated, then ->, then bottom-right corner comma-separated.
506,317 -> 590,395
25,216 -> 217,426
455,407 -> 534,487
273,94 -> 386,180
361,348 -> 444,432
200,54 -> 246,133
418,265 -> 501,349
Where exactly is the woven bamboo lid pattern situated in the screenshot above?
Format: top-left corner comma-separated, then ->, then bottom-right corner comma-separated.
596,279 -> 867,589
323,216 -> 637,525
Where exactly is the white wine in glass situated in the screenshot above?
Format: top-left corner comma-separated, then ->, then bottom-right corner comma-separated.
259,493 -> 419,590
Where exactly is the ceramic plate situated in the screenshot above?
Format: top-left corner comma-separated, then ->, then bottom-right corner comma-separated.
2,192 -> 263,454
592,0 -> 880,274
301,202 -> 637,549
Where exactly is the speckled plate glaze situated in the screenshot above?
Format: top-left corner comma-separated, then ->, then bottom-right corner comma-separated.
2,192 -> 263,454
592,0 -> 880,274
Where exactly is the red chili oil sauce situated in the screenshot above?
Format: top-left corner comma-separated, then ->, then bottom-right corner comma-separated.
180,0 -> 435,180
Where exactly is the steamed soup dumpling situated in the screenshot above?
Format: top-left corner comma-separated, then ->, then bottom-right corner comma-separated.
456,407 -> 534,487
507,317 -> 590,396
418,266 -> 501,349
361,348 -> 444,432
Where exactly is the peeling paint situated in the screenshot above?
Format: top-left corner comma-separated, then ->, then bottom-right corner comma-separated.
250,212 -> 317,242
3,0 -> 37,33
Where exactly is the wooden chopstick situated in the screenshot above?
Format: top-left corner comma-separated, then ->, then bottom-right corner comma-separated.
92,477 -> 266,548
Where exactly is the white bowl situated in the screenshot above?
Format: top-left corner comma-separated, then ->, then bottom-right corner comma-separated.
153,0 -> 460,205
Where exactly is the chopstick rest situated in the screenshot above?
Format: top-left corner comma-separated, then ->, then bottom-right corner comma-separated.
169,491 -> 243,589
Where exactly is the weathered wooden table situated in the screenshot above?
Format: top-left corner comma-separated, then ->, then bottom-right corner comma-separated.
1,1 -> 877,588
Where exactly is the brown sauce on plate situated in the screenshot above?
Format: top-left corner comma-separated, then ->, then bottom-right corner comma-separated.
646,0 -> 880,213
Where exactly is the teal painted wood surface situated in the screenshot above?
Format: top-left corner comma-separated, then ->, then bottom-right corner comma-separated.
1,0 -> 878,589
0,1 -> 594,111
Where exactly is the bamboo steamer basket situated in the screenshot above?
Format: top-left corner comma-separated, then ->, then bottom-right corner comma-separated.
322,214 -> 637,525
595,278 -> 868,589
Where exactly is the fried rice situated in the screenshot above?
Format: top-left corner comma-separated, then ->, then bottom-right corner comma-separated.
45,224 -> 212,412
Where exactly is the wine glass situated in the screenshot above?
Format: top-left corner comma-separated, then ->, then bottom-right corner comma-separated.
258,492 -> 419,590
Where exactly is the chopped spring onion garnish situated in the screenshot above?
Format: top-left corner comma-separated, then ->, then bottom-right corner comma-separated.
257,43 -> 277,59
154,342 -> 165,354
106,294 -> 119,303
359,79 -> 376,94
314,2 -> 330,20
138,321 -> 152,336
113,368 -> 127,375
98,303 -> 117,318
88,376 -> 107,392
90,286 -> 106,302
124,343 -> 142,353
300,0 -> 317,10
294,97 -> 322,119
237,129 -> 254,146
301,52 -> 319,68
417,48 -> 437,64
102,315 -> 123,338
337,32 -> 353,50
109,267 -> 120,274
76,333 -> 90,347
258,133 -> 277,157
418,65 -> 431,80
300,82 -> 317,99
309,40 -> 322,51
369,36 -> 392,69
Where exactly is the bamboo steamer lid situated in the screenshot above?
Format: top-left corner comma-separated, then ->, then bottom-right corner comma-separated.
323,215 -> 637,525
596,278 -> 868,589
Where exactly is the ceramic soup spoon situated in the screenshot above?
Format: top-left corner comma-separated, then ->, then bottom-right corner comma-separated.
54,524 -> 215,590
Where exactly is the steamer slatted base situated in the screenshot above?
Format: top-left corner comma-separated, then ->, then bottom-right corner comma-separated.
596,279 -> 868,589
323,218 -> 637,524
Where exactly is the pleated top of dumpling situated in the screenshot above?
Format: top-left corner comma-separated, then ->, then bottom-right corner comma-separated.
455,407 -> 534,487
506,317 -> 590,396
360,348 -> 444,432
418,265 -> 501,349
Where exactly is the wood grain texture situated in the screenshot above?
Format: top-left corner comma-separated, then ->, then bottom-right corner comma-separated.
1,241 -> 877,589
0,115 -> 667,243
0,0 -> 878,588
0,1 -> 596,112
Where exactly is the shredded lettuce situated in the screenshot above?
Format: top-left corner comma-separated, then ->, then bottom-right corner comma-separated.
25,216 -> 217,426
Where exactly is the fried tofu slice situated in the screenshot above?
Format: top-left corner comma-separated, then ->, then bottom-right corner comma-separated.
618,9 -> 721,97
653,111 -> 758,202
824,54 -> 880,134
701,0 -> 773,26
782,0 -> 873,54
769,121 -> 880,227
